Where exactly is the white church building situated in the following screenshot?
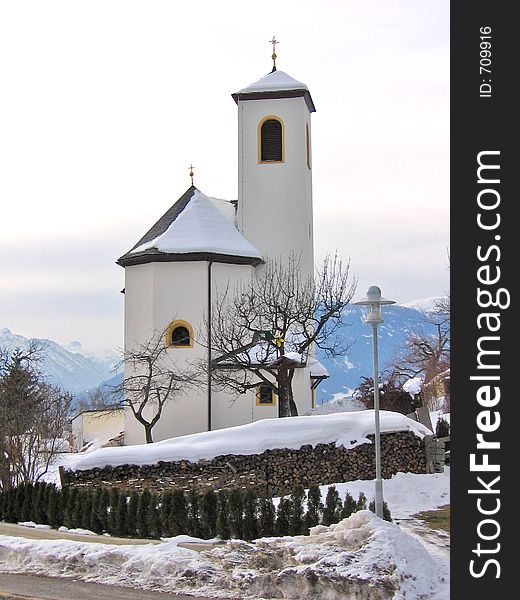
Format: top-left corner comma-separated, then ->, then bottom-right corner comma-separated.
117,59 -> 328,445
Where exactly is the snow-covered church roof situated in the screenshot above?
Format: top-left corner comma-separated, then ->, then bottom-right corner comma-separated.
238,70 -> 309,93
117,187 -> 263,267
232,69 -> 316,113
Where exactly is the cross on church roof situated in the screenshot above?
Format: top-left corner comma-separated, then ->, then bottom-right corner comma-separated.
189,164 -> 195,186
270,36 -> 278,72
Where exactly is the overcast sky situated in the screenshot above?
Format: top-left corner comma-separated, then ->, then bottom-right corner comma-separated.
0,0 -> 449,350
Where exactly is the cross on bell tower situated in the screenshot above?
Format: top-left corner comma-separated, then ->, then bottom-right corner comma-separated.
188,164 -> 195,186
270,36 -> 278,72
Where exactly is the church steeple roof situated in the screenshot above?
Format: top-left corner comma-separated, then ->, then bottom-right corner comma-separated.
238,70 -> 309,93
232,70 -> 316,112
117,187 -> 263,267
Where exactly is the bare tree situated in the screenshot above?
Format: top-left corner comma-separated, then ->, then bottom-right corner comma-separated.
114,330 -> 198,443
208,254 -> 357,417
390,301 -> 450,411
395,312 -> 450,378
0,344 -> 72,489
77,386 -> 119,414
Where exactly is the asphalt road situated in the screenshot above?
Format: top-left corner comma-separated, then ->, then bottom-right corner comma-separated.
0,573 -> 220,600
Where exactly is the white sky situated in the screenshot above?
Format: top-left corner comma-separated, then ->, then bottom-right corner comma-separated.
0,0 -> 449,349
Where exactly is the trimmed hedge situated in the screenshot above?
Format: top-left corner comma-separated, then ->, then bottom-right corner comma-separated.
0,482 -> 391,540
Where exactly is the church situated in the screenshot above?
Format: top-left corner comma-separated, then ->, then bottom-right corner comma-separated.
117,47 -> 328,445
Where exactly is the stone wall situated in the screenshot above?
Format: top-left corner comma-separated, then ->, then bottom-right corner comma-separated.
61,431 -> 426,496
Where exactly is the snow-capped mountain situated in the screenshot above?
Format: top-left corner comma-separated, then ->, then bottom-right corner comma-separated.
316,303 -> 443,405
1,298 -> 445,404
65,340 -> 120,374
401,296 -> 445,314
0,328 -> 120,395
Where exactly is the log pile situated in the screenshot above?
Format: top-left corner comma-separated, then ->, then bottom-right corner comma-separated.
63,431 -> 427,495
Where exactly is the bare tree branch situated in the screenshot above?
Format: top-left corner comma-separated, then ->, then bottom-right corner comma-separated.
113,329 -> 200,443
204,253 -> 357,417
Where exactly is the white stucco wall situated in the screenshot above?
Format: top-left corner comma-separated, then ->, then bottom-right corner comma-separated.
124,260 -> 261,444
123,258 -> 314,445
237,96 -> 314,279
124,261 -> 207,445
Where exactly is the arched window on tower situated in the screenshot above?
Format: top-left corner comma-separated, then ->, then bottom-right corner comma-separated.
259,116 -> 284,163
165,320 -> 194,348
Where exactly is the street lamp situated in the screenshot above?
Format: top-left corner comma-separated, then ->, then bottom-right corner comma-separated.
354,285 -> 396,518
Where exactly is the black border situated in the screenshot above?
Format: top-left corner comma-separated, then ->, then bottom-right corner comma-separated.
451,2 -> 514,596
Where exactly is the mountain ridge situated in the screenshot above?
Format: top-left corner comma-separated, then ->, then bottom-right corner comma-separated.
1,298 -> 445,404
0,327 -> 120,395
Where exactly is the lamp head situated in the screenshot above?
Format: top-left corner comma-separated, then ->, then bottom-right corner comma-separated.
353,285 -> 396,324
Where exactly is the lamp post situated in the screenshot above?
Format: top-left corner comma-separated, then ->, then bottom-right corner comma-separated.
354,285 -> 396,518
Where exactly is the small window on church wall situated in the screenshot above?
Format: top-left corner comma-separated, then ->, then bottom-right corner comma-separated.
259,117 -> 284,163
171,326 -> 190,346
165,320 -> 193,348
256,383 -> 276,406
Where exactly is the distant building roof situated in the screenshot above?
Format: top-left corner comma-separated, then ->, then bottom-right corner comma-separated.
309,357 -> 329,378
71,406 -> 124,421
117,187 -> 263,267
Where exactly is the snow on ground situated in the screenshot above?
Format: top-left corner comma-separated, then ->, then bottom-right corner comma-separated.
65,411 -> 431,472
0,510 -> 448,599
325,469 -> 450,520
17,522 -> 51,530
57,526 -> 98,536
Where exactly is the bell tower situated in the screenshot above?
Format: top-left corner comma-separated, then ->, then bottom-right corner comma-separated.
232,57 -> 316,279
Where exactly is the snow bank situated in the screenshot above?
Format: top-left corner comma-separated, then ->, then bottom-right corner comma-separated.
58,526 -> 98,536
160,534 -> 219,545
17,522 -> 51,530
65,411 -> 432,472
0,511 -> 448,599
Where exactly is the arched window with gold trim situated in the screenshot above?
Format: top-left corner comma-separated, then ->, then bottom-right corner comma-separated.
165,320 -> 194,348
258,116 -> 284,163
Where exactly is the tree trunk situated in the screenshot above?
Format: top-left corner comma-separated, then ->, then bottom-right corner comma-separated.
277,368 -> 291,417
288,369 -> 298,416
144,425 -> 154,444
